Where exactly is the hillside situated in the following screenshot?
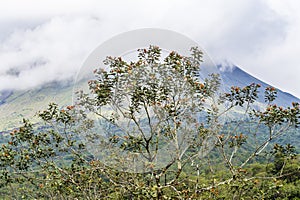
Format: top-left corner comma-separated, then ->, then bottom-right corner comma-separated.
0,82 -> 73,132
220,65 -> 299,106
0,65 -> 299,199
0,65 -> 299,133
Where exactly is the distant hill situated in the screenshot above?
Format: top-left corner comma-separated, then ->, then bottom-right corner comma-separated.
0,82 -> 74,132
219,65 -> 299,107
0,65 -> 299,133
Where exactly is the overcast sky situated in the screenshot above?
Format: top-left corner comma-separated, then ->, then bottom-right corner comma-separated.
0,0 -> 299,98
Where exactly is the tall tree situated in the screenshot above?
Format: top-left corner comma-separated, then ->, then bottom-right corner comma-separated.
0,46 -> 299,199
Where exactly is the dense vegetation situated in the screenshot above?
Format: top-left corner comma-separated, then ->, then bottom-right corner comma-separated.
0,46 -> 299,199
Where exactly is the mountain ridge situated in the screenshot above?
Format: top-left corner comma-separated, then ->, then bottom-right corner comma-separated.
219,64 -> 300,106
0,65 -> 299,132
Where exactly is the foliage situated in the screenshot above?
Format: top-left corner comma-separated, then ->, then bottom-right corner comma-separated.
0,46 -> 299,199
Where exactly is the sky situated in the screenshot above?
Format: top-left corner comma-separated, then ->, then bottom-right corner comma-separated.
0,0 -> 299,98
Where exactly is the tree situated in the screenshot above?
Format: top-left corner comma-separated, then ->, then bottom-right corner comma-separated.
0,46 -> 299,199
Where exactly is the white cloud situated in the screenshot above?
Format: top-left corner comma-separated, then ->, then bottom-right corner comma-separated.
0,0 -> 299,97
0,16 -> 109,90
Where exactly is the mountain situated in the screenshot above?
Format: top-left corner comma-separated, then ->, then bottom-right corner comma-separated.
0,90 -> 13,106
0,65 -> 299,133
0,82 -> 74,132
219,65 -> 299,107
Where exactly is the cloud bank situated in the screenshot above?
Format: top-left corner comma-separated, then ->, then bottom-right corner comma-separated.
0,0 -> 299,97
0,16 -> 107,90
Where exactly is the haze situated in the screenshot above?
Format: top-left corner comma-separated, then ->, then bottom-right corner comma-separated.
0,0 -> 299,98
